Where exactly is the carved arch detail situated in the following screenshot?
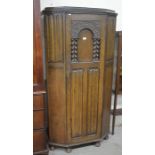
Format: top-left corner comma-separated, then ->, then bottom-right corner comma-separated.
72,21 -> 100,38
71,21 -> 101,62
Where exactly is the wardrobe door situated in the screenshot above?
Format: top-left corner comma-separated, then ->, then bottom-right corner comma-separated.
66,14 -> 106,144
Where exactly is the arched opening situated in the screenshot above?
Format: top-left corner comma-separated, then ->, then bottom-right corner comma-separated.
78,29 -> 93,62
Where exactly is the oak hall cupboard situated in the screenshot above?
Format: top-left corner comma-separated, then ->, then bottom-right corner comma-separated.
43,6 -> 117,151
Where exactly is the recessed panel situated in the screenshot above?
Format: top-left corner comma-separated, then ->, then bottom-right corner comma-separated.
87,68 -> 99,135
78,29 -> 93,62
71,69 -> 83,138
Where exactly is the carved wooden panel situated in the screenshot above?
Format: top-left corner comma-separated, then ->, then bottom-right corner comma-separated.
71,20 -> 101,62
71,39 -> 78,62
72,21 -> 100,38
93,38 -> 100,61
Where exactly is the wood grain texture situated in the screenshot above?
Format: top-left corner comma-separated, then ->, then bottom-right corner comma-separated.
43,6 -> 116,148
66,14 -> 105,144
87,68 -> 99,135
33,95 -> 44,110
33,93 -> 48,154
33,130 -> 47,152
33,0 -> 44,91
33,0 -> 48,154
102,62 -> 114,136
71,69 -> 83,138
44,14 -> 64,62
101,16 -> 116,137
106,16 -> 116,60
33,110 -> 45,129
78,29 -> 93,62
47,67 -> 66,144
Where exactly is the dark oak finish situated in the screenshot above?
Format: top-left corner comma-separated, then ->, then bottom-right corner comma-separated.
33,0 -> 48,154
43,6 -> 117,150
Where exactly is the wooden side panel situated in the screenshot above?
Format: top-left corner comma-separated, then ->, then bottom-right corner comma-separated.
33,0 -> 48,154
44,14 -> 63,62
47,67 -> 66,144
102,63 -> 113,135
71,69 -> 83,138
87,68 -> 99,135
33,0 -> 43,89
106,16 -> 116,60
102,16 -> 116,136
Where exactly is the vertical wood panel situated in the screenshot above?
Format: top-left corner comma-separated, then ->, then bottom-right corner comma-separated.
103,63 -> 113,135
45,14 -> 63,62
71,69 -> 83,138
66,14 -> 107,143
54,15 -> 57,60
33,0 -> 43,88
81,69 -> 88,136
47,67 -> 66,143
49,15 -> 54,60
57,14 -> 63,60
87,68 -> 99,134
106,16 -> 116,60
33,0 -> 48,154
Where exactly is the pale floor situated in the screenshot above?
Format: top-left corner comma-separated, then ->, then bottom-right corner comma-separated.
49,95 -> 122,155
